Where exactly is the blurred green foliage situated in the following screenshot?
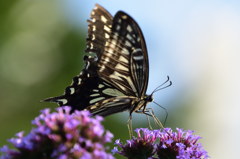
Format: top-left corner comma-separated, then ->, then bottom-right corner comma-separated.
0,1 -> 131,155
0,0 -> 79,144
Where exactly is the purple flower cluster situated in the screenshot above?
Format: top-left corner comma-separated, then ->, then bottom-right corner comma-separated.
113,128 -> 209,159
0,107 -> 114,159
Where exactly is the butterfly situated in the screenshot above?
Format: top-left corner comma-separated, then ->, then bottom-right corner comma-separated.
44,4 -> 171,119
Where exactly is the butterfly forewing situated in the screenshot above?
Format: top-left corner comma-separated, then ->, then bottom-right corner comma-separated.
86,4 -> 113,57
112,11 -> 149,97
97,11 -> 149,97
130,48 -> 148,96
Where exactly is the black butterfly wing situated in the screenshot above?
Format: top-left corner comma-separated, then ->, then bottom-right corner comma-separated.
44,4 -> 149,116
88,96 -> 138,116
95,11 -> 149,98
44,56 -> 119,110
44,56 -> 136,115
85,4 -> 113,57
44,5 -> 113,109
115,11 -> 149,97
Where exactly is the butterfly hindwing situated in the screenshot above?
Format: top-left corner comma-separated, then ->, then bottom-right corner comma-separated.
88,96 -> 137,116
44,56 -> 118,110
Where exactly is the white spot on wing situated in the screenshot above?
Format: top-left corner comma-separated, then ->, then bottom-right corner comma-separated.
116,25 -> 120,31
89,105 -> 97,110
70,88 -> 75,94
92,25 -> 96,31
133,55 -> 143,61
122,15 -> 127,19
111,40 -> 117,45
90,43 -> 94,49
121,48 -> 130,55
105,33 -> 110,38
105,42 -> 109,46
90,93 -> 99,97
109,71 -> 122,81
119,56 -> 129,64
127,25 -> 133,32
127,34 -> 132,40
78,78 -> 82,85
115,63 -> 128,71
137,37 -> 141,42
101,15 -> 108,23
125,41 -> 132,47
107,48 -> 114,54
113,34 -> 119,40
98,84 -> 104,88
90,97 -> 105,104
104,25 -> 111,32
109,40 -> 117,49
102,57 -> 110,64
92,34 -> 96,40
86,61 -> 90,69
57,99 -> 68,105
99,65 -> 106,72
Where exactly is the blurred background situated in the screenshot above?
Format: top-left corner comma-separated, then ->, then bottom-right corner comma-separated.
0,0 -> 239,158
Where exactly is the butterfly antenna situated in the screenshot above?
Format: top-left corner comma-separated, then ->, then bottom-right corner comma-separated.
153,101 -> 168,126
152,76 -> 172,94
154,81 -> 172,93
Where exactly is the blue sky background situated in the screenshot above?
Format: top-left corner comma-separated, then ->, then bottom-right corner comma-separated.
61,1 -> 240,158
62,0 -> 240,100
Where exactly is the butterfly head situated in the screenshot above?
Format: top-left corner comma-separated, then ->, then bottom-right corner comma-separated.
145,94 -> 154,102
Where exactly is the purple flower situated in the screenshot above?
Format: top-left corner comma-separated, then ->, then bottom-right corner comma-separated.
113,128 -> 209,159
0,106 -> 114,159
156,128 -> 209,159
113,128 -> 158,159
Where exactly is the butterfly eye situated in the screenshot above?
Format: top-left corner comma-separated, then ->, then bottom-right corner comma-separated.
145,95 -> 153,102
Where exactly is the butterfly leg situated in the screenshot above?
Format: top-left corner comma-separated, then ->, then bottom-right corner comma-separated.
127,115 -> 133,138
146,113 -> 153,130
145,108 -> 164,128
152,101 -> 168,126
134,109 -> 153,130
135,108 -> 164,129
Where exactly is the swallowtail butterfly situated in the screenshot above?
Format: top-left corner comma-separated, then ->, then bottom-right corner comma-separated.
44,4 -> 171,118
